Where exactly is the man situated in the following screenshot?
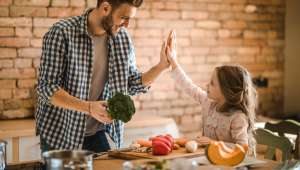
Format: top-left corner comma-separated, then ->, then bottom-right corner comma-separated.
36,0 -> 170,153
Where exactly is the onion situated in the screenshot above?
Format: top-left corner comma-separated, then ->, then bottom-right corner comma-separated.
185,140 -> 198,153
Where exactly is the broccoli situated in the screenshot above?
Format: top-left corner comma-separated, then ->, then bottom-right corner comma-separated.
107,92 -> 136,123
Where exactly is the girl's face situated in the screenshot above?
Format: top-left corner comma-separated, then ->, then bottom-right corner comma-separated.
207,69 -> 225,104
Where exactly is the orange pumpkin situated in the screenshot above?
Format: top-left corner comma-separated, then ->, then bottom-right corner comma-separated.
205,141 -> 248,166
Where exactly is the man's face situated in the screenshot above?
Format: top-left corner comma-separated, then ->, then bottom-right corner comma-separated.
101,3 -> 137,36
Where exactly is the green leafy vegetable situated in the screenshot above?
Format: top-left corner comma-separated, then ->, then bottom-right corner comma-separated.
107,92 -> 135,123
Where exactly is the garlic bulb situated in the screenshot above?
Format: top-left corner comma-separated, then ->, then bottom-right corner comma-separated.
185,140 -> 198,153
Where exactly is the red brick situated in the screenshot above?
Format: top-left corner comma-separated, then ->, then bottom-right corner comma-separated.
196,20 -> 221,29
0,68 -> 35,79
232,4 -> 245,11
70,0 -> 85,7
168,20 -> 194,28
179,2 -> 207,10
135,47 -> 157,57
267,31 -> 278,39
14,59 -> 32,68
22,99 -> 34,109
163,29 -> 190,37
13,88 -> 31,99
17,79 -> 36,88
2,108 -> 33,119
191,38 -> 217,46
137,19 -> 167,28
48,7 -> 85,17
134,29 -> 162,37
0,100 -> 3,111
10,6 -> 47,17
210,47 -> 236,54
33,58 -> 40,68
0,7 -> 9,16
191,29 -> 217,38
0,17 -> 32,27
0,59 -> 13,68
176,38 -> 190,47
0,80 -> 16,88
140,1 -> 150,10
218,29 -> 231,38
178,56 -> 194,64
244,30 -> 267,39
3,99 -> 22,110
0,48 -> 17,58
207,3 -> 221,12
268,40 -> 284,47
134,38 -> 162,47
33,18 -> 60,27
136,10 -> 150,19
152,10 -> 180,19
231,55 -> 255,63
231,30 -> 243,37
151,2 -> 165,9
165,2 -> 179,10
18,48 -> 42,58
182,47 -> 210,56
207,55 -> 231,63
0,0 -> 12,6
51,0 -> 69,7
181,11 -> 208,20
0,38 -> 30,47
243,39 -> 267,46
15,27 -> 32,37
218,38 -> 242,46
30,38 -> 43,47
14,0 -> 50,6
194,56 -> 206,64
237,47 -> 260,55
261,47 -> 275,55
0,27 -> 14,37
249,23 -> 271,30
223,20 -> 247,29
0,89 -> 12,99
87,0 -> 96,8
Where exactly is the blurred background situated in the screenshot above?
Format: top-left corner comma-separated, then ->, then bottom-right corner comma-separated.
0,0 -> 299,160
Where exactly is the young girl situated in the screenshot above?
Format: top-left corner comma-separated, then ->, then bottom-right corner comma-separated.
165,31 -> 257,155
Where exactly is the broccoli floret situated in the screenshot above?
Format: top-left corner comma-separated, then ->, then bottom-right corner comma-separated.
107,92 -> 136,123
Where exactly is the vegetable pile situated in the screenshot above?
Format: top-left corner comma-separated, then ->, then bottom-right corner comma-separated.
107,92 -> 135,123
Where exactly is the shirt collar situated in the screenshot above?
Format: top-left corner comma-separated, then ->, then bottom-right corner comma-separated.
79,8 -> 93,36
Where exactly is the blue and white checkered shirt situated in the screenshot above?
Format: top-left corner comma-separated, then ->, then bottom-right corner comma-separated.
35,9 -> 149,150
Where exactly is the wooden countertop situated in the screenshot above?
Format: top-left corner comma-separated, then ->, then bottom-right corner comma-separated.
0,114 -> 175,139
92,156 -> 280,170
0,118 -> 36,139
6,155 -> 281,170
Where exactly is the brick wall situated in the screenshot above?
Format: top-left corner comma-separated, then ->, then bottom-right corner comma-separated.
0,0 -> 285,137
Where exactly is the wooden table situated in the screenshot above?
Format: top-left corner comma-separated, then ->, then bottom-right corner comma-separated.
93,156 -> 280,170
6,156 -> 281,170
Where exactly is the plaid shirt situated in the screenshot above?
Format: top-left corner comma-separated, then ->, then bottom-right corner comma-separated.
36,9 -> 149,149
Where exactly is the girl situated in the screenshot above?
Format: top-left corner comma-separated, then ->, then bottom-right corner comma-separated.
165,31 -> 257,155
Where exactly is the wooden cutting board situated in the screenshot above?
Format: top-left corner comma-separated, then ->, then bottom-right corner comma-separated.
108,147 -> 205,160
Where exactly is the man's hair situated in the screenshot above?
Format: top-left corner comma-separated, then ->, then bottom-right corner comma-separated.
97,0 -> 143,9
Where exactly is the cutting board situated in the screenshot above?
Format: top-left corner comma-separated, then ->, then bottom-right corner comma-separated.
108,147 -> 205,160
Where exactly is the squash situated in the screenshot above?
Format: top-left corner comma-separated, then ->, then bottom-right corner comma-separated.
205,141 -> 248,166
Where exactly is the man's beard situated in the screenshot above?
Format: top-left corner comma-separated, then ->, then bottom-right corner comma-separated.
100,12 -> 114,36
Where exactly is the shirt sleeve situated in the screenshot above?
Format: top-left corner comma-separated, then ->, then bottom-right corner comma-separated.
127,46 -> 150,95
171,66 -> 209,105
230,113 -> 249,145
37,26 -> 66,105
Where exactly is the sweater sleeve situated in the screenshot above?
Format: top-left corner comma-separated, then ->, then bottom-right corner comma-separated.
171,66 -> 209,105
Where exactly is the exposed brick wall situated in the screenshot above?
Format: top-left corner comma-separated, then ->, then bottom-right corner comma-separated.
0,0 -> 285,137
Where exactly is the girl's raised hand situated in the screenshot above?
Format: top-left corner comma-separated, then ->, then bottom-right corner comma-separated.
166,30 -> 178,70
